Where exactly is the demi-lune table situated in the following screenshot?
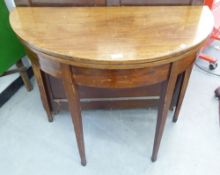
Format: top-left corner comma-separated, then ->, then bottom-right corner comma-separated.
10,6 -> 213,166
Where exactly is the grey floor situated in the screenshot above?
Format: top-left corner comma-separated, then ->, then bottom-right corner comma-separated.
0,66 -> 220,175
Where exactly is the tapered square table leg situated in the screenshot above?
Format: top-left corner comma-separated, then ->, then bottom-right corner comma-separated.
62,64 -> 86,166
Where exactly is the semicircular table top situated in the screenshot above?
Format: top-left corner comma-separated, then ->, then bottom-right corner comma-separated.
10,6 -> 214,68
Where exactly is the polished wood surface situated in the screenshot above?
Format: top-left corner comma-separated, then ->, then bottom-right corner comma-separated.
13,0 -> 204,113
11,0 -> 205,112
10,6 -> 213,165
10,6 -> 213,69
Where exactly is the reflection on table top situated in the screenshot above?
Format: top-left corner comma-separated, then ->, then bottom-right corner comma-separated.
10,6 -> 213,68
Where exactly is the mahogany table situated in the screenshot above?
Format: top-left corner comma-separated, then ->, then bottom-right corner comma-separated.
10,6 -> 213,166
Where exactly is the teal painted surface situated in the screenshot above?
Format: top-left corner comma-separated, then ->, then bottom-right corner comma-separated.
0,0 -> 25,74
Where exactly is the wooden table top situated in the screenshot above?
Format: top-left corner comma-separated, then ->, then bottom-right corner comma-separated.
10,6 -> 213,69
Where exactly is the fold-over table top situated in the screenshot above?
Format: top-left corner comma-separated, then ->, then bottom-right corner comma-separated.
10,6 -> 213,68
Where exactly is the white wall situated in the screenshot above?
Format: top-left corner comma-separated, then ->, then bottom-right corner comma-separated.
5,0 -> 15,11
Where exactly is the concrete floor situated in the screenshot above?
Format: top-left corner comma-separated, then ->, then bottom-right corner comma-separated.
0,66 -> 220,175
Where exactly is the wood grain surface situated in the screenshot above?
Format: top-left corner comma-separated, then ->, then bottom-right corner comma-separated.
10,6 -> 213,69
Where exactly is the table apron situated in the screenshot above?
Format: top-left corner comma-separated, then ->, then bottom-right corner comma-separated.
31,50 -> 196,89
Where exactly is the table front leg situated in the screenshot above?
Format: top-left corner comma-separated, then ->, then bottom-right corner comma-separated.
151,65 -> 177,162
62,64 -> 86,166
173,64 -> 193,122
26,49 -> 53,122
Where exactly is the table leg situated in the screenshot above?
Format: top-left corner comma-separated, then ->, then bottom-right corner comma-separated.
26,49 -> 53,122
173,64 -> 193,122
16,59 -> 33,91
32,65 -> 53,122
62,64 -> 86,166
169,73 -> 184,110
151,65 -> 177,162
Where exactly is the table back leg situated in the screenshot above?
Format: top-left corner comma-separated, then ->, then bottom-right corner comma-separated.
169,73 -> 184,110
62,64 -> 87,166
16,59 -> 33,91
173,64 -> 193,122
